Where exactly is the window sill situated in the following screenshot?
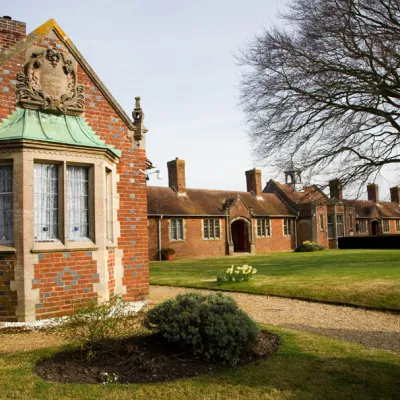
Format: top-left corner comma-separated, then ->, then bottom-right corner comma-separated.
31,240 -> 98,254
106,241 -> 117,249
0,244 -> 16,254
203,238 -> 221,241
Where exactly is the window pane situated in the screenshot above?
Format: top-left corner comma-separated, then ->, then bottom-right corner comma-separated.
266,218 -> 270,236
34,164 -> 58,241
170,219 -> 176,240
336,215 -> 343,237
396,220 -> 400,232
257,219 -> 261,237
67,166 -> 89,240
177,219 -> 183,240
215,219 -> 220,238
203,219 -> 209,239
0,166 -> 13,243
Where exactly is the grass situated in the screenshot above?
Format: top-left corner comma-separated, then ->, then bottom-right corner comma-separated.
150,250 -> 400,310
0,327 -> 399,399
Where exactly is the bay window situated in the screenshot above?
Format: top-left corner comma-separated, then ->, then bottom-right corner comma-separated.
34,163 -> 92,243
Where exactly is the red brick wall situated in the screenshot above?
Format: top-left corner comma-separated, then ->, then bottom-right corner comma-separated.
148,216 -> 296,260
32,251 -> 99,319
108,249 -> 116,296
149,217 -> 226,260
254,218 -> 295,253
0,254 -> 17,321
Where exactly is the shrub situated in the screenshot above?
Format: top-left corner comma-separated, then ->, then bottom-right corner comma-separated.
217,264 -> 257,284
295,240 -> 322,252
145,292 -> 260,365
56,296 -> 146,358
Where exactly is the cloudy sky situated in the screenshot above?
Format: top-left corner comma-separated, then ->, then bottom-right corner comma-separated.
4,0 -> 398,200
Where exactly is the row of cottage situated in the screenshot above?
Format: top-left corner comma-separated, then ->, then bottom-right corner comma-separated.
147,158 -> 400,260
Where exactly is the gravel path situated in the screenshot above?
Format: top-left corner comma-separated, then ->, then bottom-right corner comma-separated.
150,285 -> 400,354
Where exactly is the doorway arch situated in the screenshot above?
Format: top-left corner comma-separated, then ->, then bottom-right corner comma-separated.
231,219 -> 250,252
371,220 -> 380,236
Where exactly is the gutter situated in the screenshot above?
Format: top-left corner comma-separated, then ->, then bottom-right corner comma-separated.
158,215 -> 163,261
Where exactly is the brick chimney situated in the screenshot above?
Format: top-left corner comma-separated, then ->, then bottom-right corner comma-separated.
390,186 -> 400,204
329,179 -> 343,200
245,168 -> 262,197
0,16 -> 26,53
167,158 -> 186,194
367,183 -> 379,203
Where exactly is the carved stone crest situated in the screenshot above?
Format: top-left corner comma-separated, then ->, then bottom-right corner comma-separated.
16,48 -> 84,115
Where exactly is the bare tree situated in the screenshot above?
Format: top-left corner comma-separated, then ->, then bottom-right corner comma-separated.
239,0 -> 400,187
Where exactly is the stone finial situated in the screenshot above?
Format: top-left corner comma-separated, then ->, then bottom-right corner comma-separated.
132,96 -> 147,144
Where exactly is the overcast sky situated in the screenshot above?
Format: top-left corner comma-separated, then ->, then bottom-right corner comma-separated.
4,0 -> 399,200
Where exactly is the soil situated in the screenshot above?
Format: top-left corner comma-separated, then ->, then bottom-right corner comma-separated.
35,331 -> 279,384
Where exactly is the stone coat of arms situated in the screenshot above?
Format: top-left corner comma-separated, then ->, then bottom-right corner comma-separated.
16,48 -> 84,115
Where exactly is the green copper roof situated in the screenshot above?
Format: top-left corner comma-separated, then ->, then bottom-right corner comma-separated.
0,107 -> 121,157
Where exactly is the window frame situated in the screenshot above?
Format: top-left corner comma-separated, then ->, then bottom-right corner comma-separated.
170,218 -> 184,241
203,218 -> 221,240
33,161 -> 94,245
327,215 -> 334,238
382,219 -> 390,233
357,219 -> 367,234
283,218 -> 292,236
336,214 -> 344,237
0,164 -> 13,244
396,220 -> 400,232
256,218 -> 271,237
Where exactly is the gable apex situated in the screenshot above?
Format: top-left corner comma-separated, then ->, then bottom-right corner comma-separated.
0,18 -> 139,134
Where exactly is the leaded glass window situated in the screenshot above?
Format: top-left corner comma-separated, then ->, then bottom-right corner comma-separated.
67,166 -> 89,240
203,219 -> 221,239
257,218 -> 271,237
0,166 -> 13,243
336,215 -> 344,237
383,219 -> 390,233
34,164 -> 59,241
283,219 -> 291,236
170,219 -> 183,240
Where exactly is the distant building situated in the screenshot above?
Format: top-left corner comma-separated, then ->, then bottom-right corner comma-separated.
0,17 -> 149,321
148,159 -> 400,260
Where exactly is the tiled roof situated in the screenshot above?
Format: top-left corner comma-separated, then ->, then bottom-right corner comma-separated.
147,186 -> 295,217
342,200 -> 400,218
272,182 -> 328,204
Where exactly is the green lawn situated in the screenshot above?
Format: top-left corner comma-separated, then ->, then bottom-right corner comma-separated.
150,250 -> 400,310
1,327 -> 399,399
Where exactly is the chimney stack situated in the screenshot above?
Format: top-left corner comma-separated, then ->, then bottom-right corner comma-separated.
329,179 -> 343,200
245,168 -> 262,197
390,186 -> 400,204
367,183 -> 379,203
167,158 -> 186,194
0,16 -> 26,53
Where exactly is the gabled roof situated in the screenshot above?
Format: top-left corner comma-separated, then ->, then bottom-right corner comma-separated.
266,181 -> 328,205
0,19 -> 135,131
342,199 -> 400,218
147,186 -> 295,217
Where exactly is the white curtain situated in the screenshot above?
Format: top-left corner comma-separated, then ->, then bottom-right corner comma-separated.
67,166 -> 89,240
34,164 -> 59,241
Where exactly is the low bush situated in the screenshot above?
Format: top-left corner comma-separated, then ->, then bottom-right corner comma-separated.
217,264 -> 257,284
295,240 -> 322,252
144,292 -> 260,365
56,296 -> 146,358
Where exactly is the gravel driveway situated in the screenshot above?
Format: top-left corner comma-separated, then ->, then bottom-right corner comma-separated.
150,285 -> 400,354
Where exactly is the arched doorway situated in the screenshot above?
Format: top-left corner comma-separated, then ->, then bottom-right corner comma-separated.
371,220 -> 380,236
231,219 -> 250,252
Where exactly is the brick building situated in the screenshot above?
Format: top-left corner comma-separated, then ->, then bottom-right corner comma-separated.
148,160 -> 400,259
264,168 -> 400,249
0,17 -> 149,321
148,158 -> 296,260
